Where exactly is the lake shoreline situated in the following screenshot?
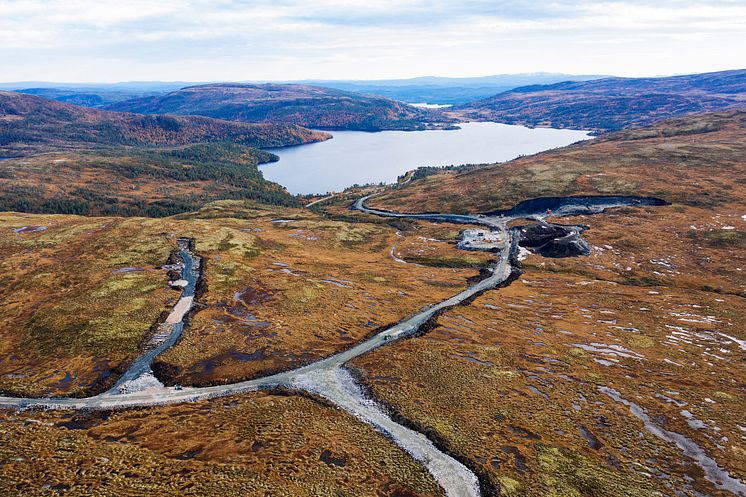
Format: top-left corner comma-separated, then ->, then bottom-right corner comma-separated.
261,122 -> 591,195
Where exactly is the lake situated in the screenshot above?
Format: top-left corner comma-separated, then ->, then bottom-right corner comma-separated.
261,122 -> 591,195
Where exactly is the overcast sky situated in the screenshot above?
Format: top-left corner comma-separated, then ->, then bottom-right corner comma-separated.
1,0 -> 744,82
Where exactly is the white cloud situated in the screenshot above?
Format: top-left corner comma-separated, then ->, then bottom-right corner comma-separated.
0,0 -> 743,81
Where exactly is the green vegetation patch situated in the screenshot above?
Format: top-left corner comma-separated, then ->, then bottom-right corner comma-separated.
700,229 -> 746,247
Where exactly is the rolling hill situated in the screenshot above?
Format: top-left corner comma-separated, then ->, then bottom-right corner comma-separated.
369,109 -> 746,213
453,69 -> 746,131
0,90 -> 328,155
0,91 -> 330,215
106,83 -> 434,131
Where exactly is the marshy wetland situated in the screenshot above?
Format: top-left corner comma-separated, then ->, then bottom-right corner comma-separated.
1,112 -> 745,496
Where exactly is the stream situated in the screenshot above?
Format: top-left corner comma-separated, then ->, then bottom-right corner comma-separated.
107,238 -> 201,394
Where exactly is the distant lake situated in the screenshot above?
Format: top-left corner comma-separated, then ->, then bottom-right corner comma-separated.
261,122 -> 592,195
411,103 -> 453,109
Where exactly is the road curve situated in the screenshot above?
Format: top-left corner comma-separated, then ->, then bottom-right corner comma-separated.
0,193 -> 666,497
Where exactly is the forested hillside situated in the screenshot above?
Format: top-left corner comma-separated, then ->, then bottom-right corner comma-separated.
0,91 -> 329,216
107,83 -> 434,131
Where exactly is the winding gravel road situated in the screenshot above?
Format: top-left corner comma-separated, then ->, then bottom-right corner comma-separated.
0,193 -> 668,497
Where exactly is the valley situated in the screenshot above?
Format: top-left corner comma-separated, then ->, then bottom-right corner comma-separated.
0,91 -> 329,216
1,71 -> 745,497
2,192 -> 685,497
0,107 -> 746,496
261,122 -> 591,195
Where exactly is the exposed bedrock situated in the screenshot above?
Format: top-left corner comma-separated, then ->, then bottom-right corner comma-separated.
516,223 -> 591,258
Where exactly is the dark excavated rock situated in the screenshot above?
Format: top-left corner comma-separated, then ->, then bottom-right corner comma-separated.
518,224 -> 571,247
537,233 -> 591,258
518,223 -> 591,258
482,195 -> 668,218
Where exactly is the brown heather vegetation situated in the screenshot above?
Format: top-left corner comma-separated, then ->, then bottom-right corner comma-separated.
352,201 -> 746,496
0,200 -> 489,397
154,202 -> 488,387
0,110 -> 744,496
0,392 -> 442,496
0,214 -> 174,397
342,111 -> 746,496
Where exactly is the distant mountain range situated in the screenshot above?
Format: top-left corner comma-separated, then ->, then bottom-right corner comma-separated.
296,73 -> 607,105
0,73 -> 608,108
0,82 -> 196,109
454,69 -> 746,131
105,83 -> 434,131
2,69 -> 745,138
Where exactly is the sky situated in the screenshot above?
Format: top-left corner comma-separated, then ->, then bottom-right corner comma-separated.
0,0 -> 744,82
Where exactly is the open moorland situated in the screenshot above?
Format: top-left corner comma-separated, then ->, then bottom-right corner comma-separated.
0,200 -> 488,398
314,109 -> 745,495
352,201 -> 745,496
0,107 -> 744,496
0,391 -> 442,496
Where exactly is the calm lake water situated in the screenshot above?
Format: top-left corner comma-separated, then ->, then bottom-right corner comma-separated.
261,122 -> 591,195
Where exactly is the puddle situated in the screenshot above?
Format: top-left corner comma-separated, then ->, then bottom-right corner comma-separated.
225,306 -> 272,327
319,279 -> 354,288
508,425 -> 540,440
320,449 -> 347,467
12,226 -> 48,234
594,358 -> 618,367
251,440 -> 269,452
113,267 -> 146,273
234,287 -> 272,305
501,445 -> 528,473
528,385 -> 548,398
573,343 -> 644,360
578,424 -> 603,449
451,354 -> 494,366
680,410 -> 709,431
289,230 -> 319,241
191,348 -> 267,375
600,386 -> 746,495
